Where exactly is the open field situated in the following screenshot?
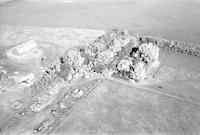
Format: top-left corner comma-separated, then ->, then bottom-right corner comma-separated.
0,0 -> 200,44
53,79 -> 200,134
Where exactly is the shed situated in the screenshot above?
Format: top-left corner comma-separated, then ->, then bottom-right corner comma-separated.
12,40 -> 37,56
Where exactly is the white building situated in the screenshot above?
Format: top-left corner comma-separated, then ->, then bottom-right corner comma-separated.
7,40 -> 42,61
12,40 -> 38,56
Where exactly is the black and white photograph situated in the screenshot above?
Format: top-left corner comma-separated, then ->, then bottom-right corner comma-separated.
0,0 -> 200,134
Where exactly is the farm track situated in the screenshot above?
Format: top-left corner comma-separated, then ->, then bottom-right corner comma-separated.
46,78 -> 103,134
106,76 -> 200,107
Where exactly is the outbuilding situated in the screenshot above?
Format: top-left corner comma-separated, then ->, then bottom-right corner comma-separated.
12,40 -> 37,56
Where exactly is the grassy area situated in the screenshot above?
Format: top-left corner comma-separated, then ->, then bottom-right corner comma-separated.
0,0 -> 200,43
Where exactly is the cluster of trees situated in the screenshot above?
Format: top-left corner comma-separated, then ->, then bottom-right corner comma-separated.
139,36 -> 200,57
57,29 -> 160,82
0,66 -> 7,82
33,29 -> 161,93
0,70 -> 7,82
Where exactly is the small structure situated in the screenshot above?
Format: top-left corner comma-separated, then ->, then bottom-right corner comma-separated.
7,40 -> 42,61
33,119 -> 54,133
71,88 -> 83,98
10,100 -> 22,109
12,40 -> 37,56
17,73 -> 35,87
